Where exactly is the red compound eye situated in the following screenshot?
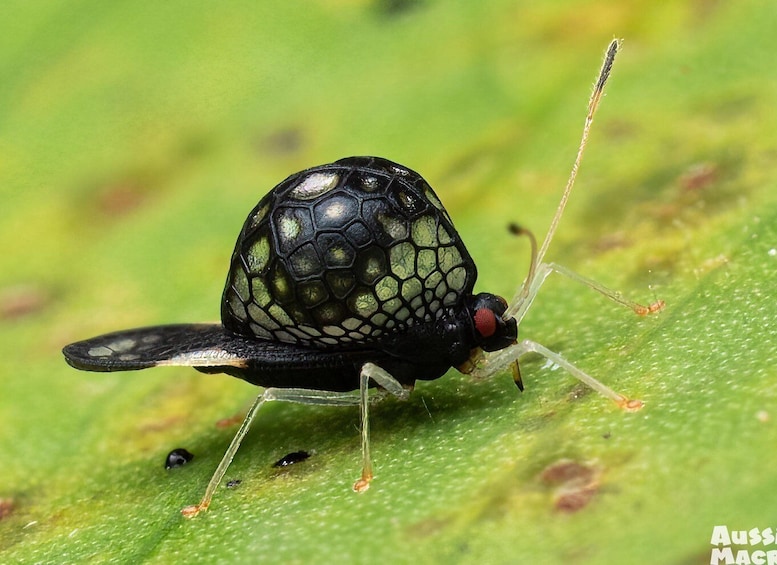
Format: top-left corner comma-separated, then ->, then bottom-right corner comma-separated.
474,308 -> 497,338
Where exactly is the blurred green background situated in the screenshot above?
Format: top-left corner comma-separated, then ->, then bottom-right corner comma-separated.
2,1 -> 776,563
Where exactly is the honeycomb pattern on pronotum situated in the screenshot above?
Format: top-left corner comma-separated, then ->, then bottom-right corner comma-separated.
222,156 -> 477,348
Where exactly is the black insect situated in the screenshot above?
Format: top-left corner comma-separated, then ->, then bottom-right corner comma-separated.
165,448 -> 194,470
273,451 -> 311,468
63,41 -> 661,517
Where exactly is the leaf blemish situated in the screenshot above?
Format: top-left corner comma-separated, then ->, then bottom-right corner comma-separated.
540,459 -> 600,514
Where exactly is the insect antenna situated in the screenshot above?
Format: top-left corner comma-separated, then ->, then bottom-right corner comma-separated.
507,222 -> 538,306
506,39 -> 621,319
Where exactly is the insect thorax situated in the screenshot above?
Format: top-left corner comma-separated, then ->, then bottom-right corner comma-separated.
221,156 -> 478,350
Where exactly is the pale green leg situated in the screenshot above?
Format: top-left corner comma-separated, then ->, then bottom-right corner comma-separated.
477,339 -> 643,411
354,362 -> 410,492
182,363 -> 407,518
508,261 -> 664,325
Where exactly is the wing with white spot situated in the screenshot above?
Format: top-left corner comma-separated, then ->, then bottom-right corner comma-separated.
62,324 -> 251,372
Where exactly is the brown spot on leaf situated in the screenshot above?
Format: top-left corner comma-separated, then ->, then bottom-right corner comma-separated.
592,231 -> 630,253
216,413 -> 244,429
554,486 -> 598,513
0,498 -> 15,520
679,162 -> 718,192
96,181 -> 149,217
138,415 -> 184,433
257,127 -> 304,157
0,285 -> 49,321
540,459 -> 600,513
541,460 -> 595,485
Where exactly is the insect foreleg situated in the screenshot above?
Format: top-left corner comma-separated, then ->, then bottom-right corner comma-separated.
476,339 -> 644,411
509,261 -> 664,325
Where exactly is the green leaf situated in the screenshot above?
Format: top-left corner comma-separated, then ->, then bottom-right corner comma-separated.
2,1 -> 776,563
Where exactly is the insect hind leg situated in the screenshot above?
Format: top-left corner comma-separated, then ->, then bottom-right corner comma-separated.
474,339 -> 644,411
181,362 -> 408,518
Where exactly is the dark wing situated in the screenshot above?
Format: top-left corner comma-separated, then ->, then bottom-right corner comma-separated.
62,324 -> 255,372
63,323 -> 406,391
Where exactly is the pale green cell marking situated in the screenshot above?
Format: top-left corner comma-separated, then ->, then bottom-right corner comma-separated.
274,330 -> 295,343
378,213 -> 408,240
411,215 -> 437,248
401,277 -> 422,302
232,268 -> 250,301
299,325 -> 322,337
397,190 -> 416,210
288,305 -> 308,324
435,281 -> 448,299
382,297 -> 401,314
361,255 -> 385,283
251,278 -> 272,307
286,327 -> 310,340
371,313 -> 388,327
315,303 -> 342,324
272,269 -> 290,299
290,172 -> 340,200
250,203 -> 270,228
247,303 -> 279,329
322,200 -> 347,223
389,242 -> 416,280
410,296 -> 423,310
269,304 -> 293,326
293,255 -> 317,276
374,275 -> 398,301
108,338 -> 136,352
416,249 -> 437,278
438,245 -> 462,273
437,225 -> 453,244
88,346 -> 112,357
425,271 -> 442,289
247,237 -> 270,272
327,272 -> 355,298
323,325 -> 346,337
327,246 -> 350,266
342,317 -> 361,331
424,187 -> 444,210
356,293 -> 378,316
228,291 -> 247,321
395,307 -> 411,322
447,266 -> 467,291
279,214 -> 302,242
248,322 -> 272,339
351,289 -> 378,316
300,283 -> 326,306
361,176 -> 379,192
